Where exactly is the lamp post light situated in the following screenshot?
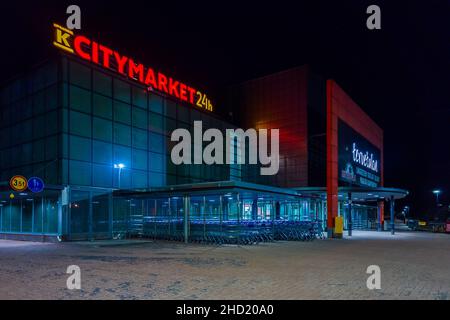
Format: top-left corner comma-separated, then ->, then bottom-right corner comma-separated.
432,190 -> 441,207
114,163 -> 125,189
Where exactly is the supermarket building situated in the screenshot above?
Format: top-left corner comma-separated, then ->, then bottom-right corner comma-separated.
0,24 -> 407,241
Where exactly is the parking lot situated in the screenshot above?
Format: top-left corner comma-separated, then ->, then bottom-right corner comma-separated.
0,231 -> 449,300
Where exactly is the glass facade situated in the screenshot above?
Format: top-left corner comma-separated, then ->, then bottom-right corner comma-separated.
0,188 -> 60,236
113,183 -> 327,243
0,55 -> 362,241
0,55 -> 242,240
62,58 -> 235,189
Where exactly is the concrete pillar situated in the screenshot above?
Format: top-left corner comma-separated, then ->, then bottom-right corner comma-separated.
275,201 -> 280,220
348,192 -> 352,237
377,200 -> 382,231
390,195 -> 395,235
252,198 -> 258,220
236,193 -> 241,224
219,195 -> 223,232
183,195 -> 190,243
202,196 -> 206,238
223,197 -> 229,221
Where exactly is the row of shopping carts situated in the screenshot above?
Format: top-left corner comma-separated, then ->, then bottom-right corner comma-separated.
189,221 -> 274,245
274,220 -> 326,241
139,218 -> 326,244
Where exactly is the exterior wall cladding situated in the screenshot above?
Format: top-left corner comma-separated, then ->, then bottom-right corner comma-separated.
0,54 -> 384,240
227,66 -> 384,192
227,66 -> 311,188
326,79 -> 384,229
0,54 -> 241,189
0,57 -> 382,193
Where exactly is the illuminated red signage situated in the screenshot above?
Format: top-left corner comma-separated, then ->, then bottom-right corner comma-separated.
53,23 -> 213,111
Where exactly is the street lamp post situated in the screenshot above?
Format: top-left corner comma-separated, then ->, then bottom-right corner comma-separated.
432,190 -> 441,207
114,163 -> 125,189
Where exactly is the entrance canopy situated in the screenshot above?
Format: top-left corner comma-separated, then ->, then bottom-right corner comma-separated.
294,187 -> 408,202
115,180 -> 304,201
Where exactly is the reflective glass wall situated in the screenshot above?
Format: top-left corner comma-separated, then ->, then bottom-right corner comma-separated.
113,192 -> 327,243
0,190 -> 60,235
61,57 -> 239,189
0,61 -> 62,184
340,202 -> 378,230
68,188 -> 112,240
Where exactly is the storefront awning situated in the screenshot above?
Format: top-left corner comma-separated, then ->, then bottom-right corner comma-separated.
294,186 -> 408,201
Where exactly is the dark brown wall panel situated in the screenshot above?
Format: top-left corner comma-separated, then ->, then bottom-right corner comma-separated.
230,66 -> 310,187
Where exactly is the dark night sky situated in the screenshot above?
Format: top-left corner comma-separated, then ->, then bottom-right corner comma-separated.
2,0 -> 450,216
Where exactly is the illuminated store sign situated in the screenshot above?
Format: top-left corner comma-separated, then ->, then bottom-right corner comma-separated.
338,120 -> 381,188
52,23 -> 213,111
352,143 -> 378,172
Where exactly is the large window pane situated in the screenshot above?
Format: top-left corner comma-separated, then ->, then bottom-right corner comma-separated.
93,70 -> 112,96
70,61 -> 91,89
45,136 -> 58,160
69,135 -> 91,161
148,172 -> 165,187
132,149 -> 147,171
45,85 -> 58,111
113,101 -> 131,124
33,139 -> 45,163
21,200 -> 33,232
132,107 -> 147,129
149,94 -> 163,114
132,170 -> 147,188
93,94 -> 113,119
44,196 -> 58,234
10,202 -> 21,232
33,199 -> 43,233
149,112 -> 163,133
114,123 -> 131,145
45,160 -> 59,185
166,117 -> 176,135
32,115 -> 46,139
69,160 -> 91,185
132,128 -> 147,150
93,117 -> 112,142
114,166 -> 131,189
45,110 -> 58,135
132,86 -> 147,109
93,140 -> 112,164
113,145 -> 131,168
149,152 -> 165,173
177,104 -> 190,122
149,132 -> 164,153
1,203 -> 10,232
92,164 -> 113,188
70,111 -> 91,138
92,192 -> 110,234
70,190 -> 90,236
113,79 -> 130,103
70,85 -> 91,113
21,143 -> 32,165
166,99 -> 177,119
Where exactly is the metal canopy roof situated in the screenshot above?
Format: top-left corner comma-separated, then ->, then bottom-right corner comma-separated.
294,186 -> 409,201
115,180 -> 304,200
116,181 -> 408,202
